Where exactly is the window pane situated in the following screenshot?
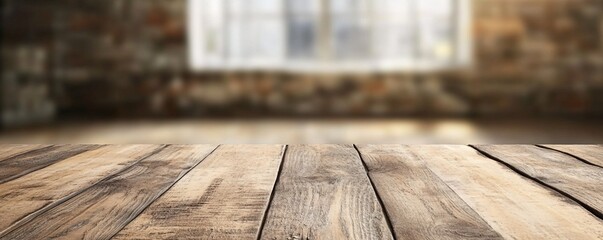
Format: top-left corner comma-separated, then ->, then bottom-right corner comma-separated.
332,15 -> 371,60
287,16 -> 317,59
418,0 -> 455,62
331,0 -> 370,14
251,0 -> 282,14
228,0 -> 246,15
373,0 -> 407,13
372,24 -> 415,60
250,19 -> 285,62
227,18 -> 243,62
203,0 -> 226,65
372,0 -> 415,61
286,0 -> 320,15
330,0 -> 372,60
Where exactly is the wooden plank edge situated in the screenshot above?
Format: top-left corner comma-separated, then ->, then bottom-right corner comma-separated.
353,144 -> 397,240
469,145 -> 603,221
535,145 -> 603,169
407,145 -> 503,238
0,144 -> 171,237
0,145 -> 55,162
0,144 -> 105,184
256,145 -> 288,240
106,144 -> 221,239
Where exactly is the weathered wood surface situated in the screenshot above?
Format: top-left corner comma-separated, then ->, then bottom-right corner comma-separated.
356,145 -> 503,240
0,144 -> 48,161
0,144 -> 101,183
1,145 -> 217,240
0,145 -> 165,235
260,144 -> 393,240
411,145 -> 603,239
115,145 -> 285,239
475,145 -> 603,218
1,144 -> 603,240
540,144 -> 603,167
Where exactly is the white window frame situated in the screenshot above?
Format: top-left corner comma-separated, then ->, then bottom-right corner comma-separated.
187,0 -> 472,73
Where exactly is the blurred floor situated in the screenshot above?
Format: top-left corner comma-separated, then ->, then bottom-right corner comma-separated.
0,118 -> 601,144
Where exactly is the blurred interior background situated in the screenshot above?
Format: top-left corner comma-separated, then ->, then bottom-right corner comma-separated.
1,0 -> 602,143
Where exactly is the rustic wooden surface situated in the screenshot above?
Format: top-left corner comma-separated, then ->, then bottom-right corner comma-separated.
0,144 -> 49,161
0,144 -> 602,239
1,145 -> 217,240
0,145 -> 165,234
115,145 -> 284,239
412,145 -> 603,239
260,145 -> 393,240
540,144 -> 603,167
475,145 -> 603,218
0,144 -> 101,184
356,145 -> 502,240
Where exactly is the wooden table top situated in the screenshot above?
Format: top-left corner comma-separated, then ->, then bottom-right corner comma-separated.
0,144 -> 601,239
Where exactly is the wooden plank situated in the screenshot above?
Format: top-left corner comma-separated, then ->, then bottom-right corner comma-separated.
356,145 -> 503,239
1,144 -> 217,240
260,144 -> 393,240
0,144 -> 165,234
0,144 -> 102,183
475,145 -> 603,218
540,144 -> 603,167
409,145 -> 603,239
0,144 -> 49,161
114,145 -> 285,240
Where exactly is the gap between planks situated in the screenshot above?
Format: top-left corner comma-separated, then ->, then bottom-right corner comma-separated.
469,145 -> 603,221
0,145 -> 170,237
536,144 -> 603,169
107,144 -> 222,239
2,144 -> 601,239
114,145 -> 284,240
412,145 -> 603,239
258,144 -> 394,240
256,145 -> 288,240
353,144 -> 398,240
1,145 -> 219,239
0,145 -> 53,162
356,145 -> 503,240
0,144 -> 103,184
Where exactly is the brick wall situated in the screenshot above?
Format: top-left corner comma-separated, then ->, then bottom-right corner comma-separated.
2,0 -> 603,125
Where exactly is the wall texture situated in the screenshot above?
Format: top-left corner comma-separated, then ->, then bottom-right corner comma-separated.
3,0 -> 603,125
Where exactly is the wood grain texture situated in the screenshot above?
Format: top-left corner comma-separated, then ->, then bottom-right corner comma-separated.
409,145 -> 603,239
475,145 -> 603,217
356,145 -> 503,240
260,144 -> 393,240
1,144 -> 217,240
0,145 -> 165,234
0,144 -> 49,161
0,144 -> 102,183
115,145 -> 285,240
540,144 -> 603,167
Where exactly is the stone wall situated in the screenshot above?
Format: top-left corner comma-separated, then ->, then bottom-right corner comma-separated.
3,0 -> 603,125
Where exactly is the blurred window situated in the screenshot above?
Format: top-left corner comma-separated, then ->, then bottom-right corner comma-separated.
188,0 -> 471,72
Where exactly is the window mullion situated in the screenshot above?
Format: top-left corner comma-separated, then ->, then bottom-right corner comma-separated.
456,0 -> 472,66
318,0 -> 331,63
222,0 -> 230,64
367,0 -> 375,64
411,0 -> 422,66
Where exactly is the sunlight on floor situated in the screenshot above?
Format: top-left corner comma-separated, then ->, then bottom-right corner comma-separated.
1,118 -> 601,144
